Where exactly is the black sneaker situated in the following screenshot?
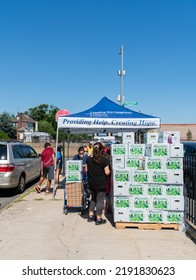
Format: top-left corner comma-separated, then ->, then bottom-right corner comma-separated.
87,216 -> 95,222
95,218 -> 107,225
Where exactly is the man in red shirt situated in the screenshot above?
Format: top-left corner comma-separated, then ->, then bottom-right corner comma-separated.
35,142 -> 55,194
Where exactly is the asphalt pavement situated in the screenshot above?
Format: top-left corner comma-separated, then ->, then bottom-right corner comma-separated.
0,176 -> 196,260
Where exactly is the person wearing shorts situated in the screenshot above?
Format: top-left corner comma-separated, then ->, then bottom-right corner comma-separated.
35,142 -> 55,194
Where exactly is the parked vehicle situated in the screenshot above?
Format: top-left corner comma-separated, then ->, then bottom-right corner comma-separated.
0,141 -> 41,193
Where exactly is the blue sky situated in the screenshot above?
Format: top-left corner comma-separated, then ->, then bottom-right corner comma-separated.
0,0 -> 195,124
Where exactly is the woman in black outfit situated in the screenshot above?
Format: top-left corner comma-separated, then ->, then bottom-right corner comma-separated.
85,142 -> 110,225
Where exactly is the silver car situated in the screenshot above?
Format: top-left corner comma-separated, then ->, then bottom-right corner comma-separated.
0,141 -> 41,193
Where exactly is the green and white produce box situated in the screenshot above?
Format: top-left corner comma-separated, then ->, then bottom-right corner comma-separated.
169,144 -> 184,158
129,210 -> 147,222
166,185 -> 183,196
147,184 -> 164,196
66,171 -> 82,182
114,208 -> 132,222
112,155 -> 125,169
164,211 -> 184,223
66,160 -> 82,172
168,170 -> 183,184
129,184 -> 146,196
126,156 -> 143,169
113,169 -> 131,182
132,170 -> 150,183
113,181 -> 129,196
114,196 -> 132,209
144,157 -> 164,170
145,144 -> 170,157
113,182 -> 146,196
151,197 -> 170,210
147,210 -> 164,223
144,132 -> 159,144
128,144 -> 145,156
122,132 -> 135,144
133,196 -> 150,209
113,196 -> 133,221
111,144 -> 128,156
151,170 -> 169,183
164,157 -> 183,170
170,196 -> 184,211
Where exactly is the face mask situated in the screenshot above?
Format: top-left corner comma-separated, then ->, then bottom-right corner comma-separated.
79,154 -> 84,158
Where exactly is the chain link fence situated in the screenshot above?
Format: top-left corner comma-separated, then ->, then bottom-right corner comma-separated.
184,154 -> 196,240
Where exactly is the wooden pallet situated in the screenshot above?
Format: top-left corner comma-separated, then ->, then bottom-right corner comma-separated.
115,222 -> 179,230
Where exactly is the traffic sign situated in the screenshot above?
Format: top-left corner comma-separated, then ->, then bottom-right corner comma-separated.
124,101 -> 138,106
56,109 -> 71,122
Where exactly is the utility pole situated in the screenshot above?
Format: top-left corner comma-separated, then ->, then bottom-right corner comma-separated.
117,45 -> 126,106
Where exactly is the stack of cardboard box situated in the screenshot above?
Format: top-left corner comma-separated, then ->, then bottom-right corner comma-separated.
65,160 -> 83,207
65,160 -> 83,182
111,131 -> 184,225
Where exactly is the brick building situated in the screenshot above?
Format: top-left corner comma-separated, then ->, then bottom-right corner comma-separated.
12,113 -> 50,142
12,113 -> 36,140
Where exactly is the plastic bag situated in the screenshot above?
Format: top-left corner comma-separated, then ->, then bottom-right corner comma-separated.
83,179 -> 92,195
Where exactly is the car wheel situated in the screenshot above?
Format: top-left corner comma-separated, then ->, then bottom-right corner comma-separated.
17,174 -> 26,193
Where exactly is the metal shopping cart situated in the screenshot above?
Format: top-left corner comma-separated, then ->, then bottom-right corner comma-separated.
63,159 -> 91,214
63,180 -> 91,215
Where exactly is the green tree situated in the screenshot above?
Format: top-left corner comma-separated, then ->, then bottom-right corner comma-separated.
0,112 -> 16,139
25,104 -> 59,139
38,121 -> 55,138
46,105 -> 59,131
24,104 -> 93,141
186,129 -> 192,141
0,131 -> 10,139
24,104 -> 51,121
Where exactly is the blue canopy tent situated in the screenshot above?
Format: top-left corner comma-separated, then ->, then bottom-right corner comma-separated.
57,96 -> 160,134
53,97 -> 160,196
